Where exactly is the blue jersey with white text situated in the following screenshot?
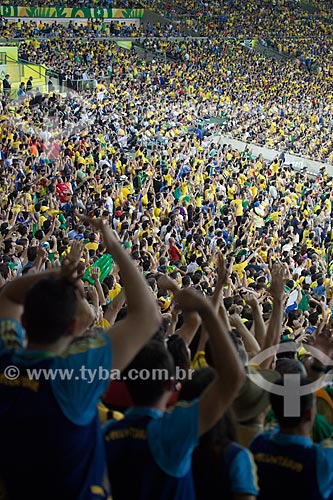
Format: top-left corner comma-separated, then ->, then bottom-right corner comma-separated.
0,318 -> 112,500
250,430 -> 333,500
104,403 -> 199,500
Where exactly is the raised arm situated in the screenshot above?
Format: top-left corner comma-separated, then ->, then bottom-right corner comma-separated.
261,264 -> 288,369
84,218 -> 161,371
103,289 -> 126,327
229,313 -> 260,359
243,291 -> 266,348
174,288 -> 245,436
91,267 -> 107,307
195,253 -> 230,356
0,241 -> 83,322
157,274 -> 201,346
0,269 -> 57,322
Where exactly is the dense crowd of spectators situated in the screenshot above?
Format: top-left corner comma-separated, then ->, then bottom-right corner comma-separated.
1,0 -> 137,7
6,34 -> 333,161
0,0 -> 333,499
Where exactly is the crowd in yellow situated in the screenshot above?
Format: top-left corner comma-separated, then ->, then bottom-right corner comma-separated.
0,2 -> 333,499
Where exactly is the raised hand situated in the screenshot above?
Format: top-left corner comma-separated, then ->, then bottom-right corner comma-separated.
36,246 -> 48,264
80,215 -> 106,232
91,267 -> 100,283
229,313 -> 243,327
88,284 -> 98,304
67,240 -> 83,264
173,287 -> 209,315
61,241 -> 83,283
216,252 -> 229,286
267,263 -> 288,300
242,290 -> 259,308
157,274 -> 179,293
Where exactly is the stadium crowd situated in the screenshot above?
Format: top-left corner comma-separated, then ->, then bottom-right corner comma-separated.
10,35 -> 333,161
1,0 -> 333,160
1,0 -> 333,499
0,17 -> 183,39
1,0 -> 137,7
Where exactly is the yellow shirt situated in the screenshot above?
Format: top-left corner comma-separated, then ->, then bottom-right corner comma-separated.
232,261 -> 248,279
109,283 -> 122,301
85,242 -> 99,251
190,351 -> 208,370
231,199 -> 243,216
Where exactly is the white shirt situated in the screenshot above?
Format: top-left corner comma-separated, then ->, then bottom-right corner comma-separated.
187,262 -> 198,273
269,185 -> 278,199
105,196 -> 113,214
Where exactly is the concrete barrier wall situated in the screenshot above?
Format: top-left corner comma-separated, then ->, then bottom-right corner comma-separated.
210,135 -> 330,176
0,62 -> 21,82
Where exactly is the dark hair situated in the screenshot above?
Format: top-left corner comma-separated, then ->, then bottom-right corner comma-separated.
103,275 -> 115,289
27,246 -> 38,262
0,263 -> 9,280
308,312 -> 319,326
3,240 -> 13,254
34,229 -> 44,241
124,340 -> 175,406
206,330 -> 247,368
23,278 -> 78,343
179,367 -> 237,451
166,334 -> 190,372
275,358 -> 307,378
182,275 -> 191,287
270,378 -> 313,428
276,339 -> 297,359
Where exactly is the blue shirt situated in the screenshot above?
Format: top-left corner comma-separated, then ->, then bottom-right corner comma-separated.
192,441 -> 258,499
0,318 -> 112,499
103,402 -> 199,500
313,285 -> 326,297
305,325 -> 316,335
250,430 -> 333,500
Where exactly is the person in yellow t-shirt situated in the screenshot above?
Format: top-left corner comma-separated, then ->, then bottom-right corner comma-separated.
231,194 -> 244,220
232,252 -> 256,279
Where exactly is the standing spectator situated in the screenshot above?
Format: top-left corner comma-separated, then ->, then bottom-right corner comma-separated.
26,76 -> 33,93
17,82 -> 25,101
180,367 -> 258,500
3,74 -> 11,99
168,236 -> 182,264
0,220 -> 161,500
104,272 -> 245,500
48,78 -> 54,92
250,338 -> 333,500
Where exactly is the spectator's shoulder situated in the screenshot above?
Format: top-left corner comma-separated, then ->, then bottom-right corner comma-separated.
61,332 -> 110,358
319,438 -> 333,451
250,429 -> 276,449
0,318 -> 25,350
